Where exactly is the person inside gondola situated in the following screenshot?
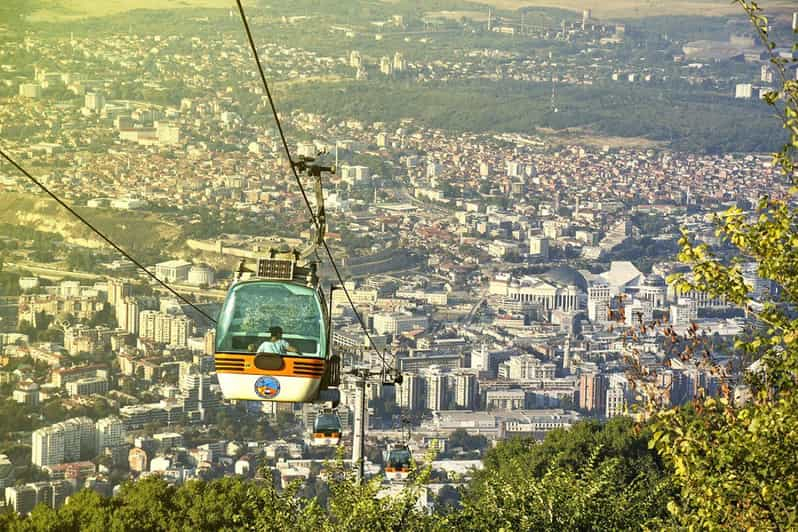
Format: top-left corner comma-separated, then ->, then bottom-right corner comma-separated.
257,326 -> 298,355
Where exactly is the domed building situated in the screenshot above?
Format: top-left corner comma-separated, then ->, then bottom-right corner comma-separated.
489,267 -> 586,312
639,274 -> 667,308
188,264 -> 215,286
541,266 -> 588,292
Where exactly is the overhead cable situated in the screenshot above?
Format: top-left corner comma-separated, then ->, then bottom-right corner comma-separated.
0,146 -> 218,324
234,0 -> 393,377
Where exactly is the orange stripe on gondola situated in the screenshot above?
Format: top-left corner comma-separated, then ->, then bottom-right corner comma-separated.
214,353 -> 325,378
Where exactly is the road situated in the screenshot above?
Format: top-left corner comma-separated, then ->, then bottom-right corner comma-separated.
462,290 -> 488,326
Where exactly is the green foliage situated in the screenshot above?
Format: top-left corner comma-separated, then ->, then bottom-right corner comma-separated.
479,418 -> 663,483
443,428 -> 487,456
282,80 -> 782,154
0,271 -> 21,296
649,2 -> 798,528
0,467 -> 438,531
0,397 -> 36,441
453,449 -> 671,531
464,417 -> 672,529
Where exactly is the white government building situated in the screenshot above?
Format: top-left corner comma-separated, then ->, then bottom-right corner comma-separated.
489,266 -> 587,312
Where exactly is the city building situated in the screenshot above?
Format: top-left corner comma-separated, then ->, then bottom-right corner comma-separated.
372,312 -> 428,335
735,83 -> 753,99
31,417 -> 95,467
12,381 -> 40,406
154,260 -> 192,283
454,371 -> 479,410
66,377 -> 109,396
587,282 -> 611,322
579,373 -> 607,415
424,367 -> 448,411
397,372 -> 425,411
95,416 -> 126,451
489,267 -> 586,312
187,264 -> 215,286
606,384 -> 626,418
128,447 -> 148,473
4,485 -> 37,515
670,297 -> 698,327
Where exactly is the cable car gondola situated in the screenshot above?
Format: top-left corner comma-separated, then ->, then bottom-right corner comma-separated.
383,444 -> 412,482
214,160 -> 340,404
310,411 -> 342,447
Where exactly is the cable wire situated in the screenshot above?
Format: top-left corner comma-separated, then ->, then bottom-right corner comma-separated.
235,0 -> 393,378
0,146 -> 218,324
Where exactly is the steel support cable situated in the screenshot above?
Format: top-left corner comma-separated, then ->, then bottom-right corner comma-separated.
234,0 -> 393,377
0,146 -> 218,324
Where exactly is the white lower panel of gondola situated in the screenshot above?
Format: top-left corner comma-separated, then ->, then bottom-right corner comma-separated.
216,373 -> 321,402
310,437 -> 341,447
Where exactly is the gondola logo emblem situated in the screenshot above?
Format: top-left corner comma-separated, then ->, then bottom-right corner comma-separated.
254,376 -> 280,398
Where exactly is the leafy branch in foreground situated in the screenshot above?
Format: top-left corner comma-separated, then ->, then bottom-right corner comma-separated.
642,2 -> 798,528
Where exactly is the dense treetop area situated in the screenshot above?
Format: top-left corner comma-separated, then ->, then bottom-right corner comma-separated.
0,418 -> 674,531
281,80 -> 780,154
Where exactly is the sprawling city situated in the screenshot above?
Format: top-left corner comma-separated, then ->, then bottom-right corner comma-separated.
1,0 -> 797,528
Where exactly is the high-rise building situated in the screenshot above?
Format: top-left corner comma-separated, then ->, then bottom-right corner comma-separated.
138,310 -> 157,340
50,480 -> 72,509
454,371 -> 478,410
180,367 -> 219,421
578,373 -> 607,415
4,485 -> 37,515
95,416 -> 125,451
169,316 -> 192,347
424,367 -> 448,411
528,233 -> 549,259
587,282 -> 611,322
32,417 -> 95,467
118,297 -> 139,335
742,262 -> 772,301
397,372 -> 424,411
31,426 -> 65,467
204,329 -> 216,356
470,344 -> 489,371
606,385 -> 626,418
31,482 -> 53,509
107,279 -> 130,310
64,417 -> 96,462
